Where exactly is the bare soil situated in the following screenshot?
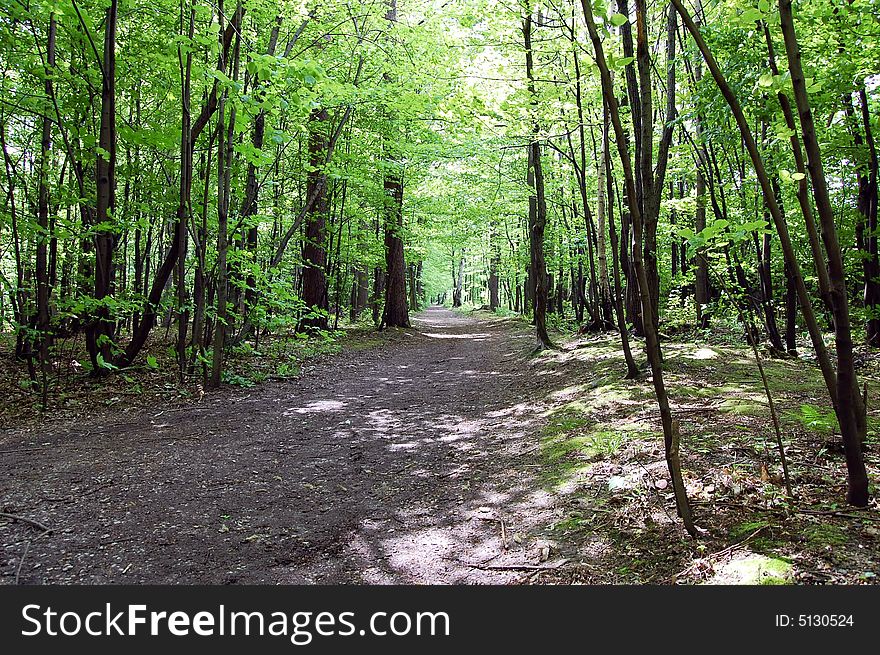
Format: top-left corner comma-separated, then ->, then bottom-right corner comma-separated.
2,306 -> 878,585
0,307 -> 571,584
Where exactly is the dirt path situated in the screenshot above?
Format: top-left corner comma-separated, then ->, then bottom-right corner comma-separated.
1,307 -> 566,584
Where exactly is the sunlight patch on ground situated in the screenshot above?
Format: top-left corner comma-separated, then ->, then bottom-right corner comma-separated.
704,554 -> 793,585
388,442 -> 420,451
285,399 -> 346,415
548,384 -> 586,402
690,348 -> 720,360
474,490 -> 510,505
585,384 -> 641,409
485,402 -> 537,419
422,332 -> 491,340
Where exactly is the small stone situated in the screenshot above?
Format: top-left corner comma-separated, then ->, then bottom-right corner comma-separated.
608,476 -> 629,492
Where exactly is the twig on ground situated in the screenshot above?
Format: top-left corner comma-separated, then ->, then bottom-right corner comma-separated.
709,526 -> 767,559
673,526 -> 766,581
15,541 -> 31,585
0,512 -> 52,533
795,508 -> 880,522
691,501 -> 880,523
468,559 -> 569,572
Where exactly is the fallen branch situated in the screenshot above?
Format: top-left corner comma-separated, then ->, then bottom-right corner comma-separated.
15,540 -> 30,585
691,501 -> 880,523
468,558 -> 569,572
795,508 -> 880,522
709,526 -> 767,560
0,512 -> 52,533
672,526 -> 766,582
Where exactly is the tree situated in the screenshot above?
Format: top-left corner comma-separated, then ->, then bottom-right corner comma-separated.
522,7 -> 553,350
583,1 -> 694,535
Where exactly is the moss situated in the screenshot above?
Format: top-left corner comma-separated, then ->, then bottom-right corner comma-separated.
759,360 -> 823,392
805,524 -> 849,548
764,376 -> 821,394
757,557 -> 794,585
552,513 -> 593,535
344,337 -> 385,351
539,404 -> 634,488
543,404 -> 593,435
542,406 -> 629,458
718,398 -> 766,417
730,520 -> 770,539
542,434 -> 592,462
670,385 -> 717,400
539,406 -> 593,486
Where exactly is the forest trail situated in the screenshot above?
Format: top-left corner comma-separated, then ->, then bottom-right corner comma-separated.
1,307 -> 570,584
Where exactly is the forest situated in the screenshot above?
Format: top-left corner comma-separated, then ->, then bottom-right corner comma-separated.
0,0 -> 878,585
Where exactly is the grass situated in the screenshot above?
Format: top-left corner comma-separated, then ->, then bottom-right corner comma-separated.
521,324 -> 880,584
537,396 -> 655,491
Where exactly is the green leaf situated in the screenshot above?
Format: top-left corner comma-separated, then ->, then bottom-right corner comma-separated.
609,13 -> 629,27
146,355 -> 159,370
740,8 -> 762,23
95,353 -> 118,371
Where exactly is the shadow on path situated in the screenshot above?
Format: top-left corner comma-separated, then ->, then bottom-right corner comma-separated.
2,307 -> 612,584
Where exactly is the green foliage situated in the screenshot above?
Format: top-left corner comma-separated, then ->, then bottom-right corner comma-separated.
793,404 -> 839,435
221,371 -> 257,388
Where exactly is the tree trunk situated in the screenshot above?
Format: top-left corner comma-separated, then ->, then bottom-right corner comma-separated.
350,266 -> 369,321
488,244 -> 500,311
674,0 -> 867,506
854,87 -> 880,346
452,251 -> 463,307
756,182 -> 785,354
371,266 -> 385,326
584,1 -> 695,535
381,173 -> 409,328
603,102 -> 640,379
762,22 -> 834,318
778,0 -> 868,506
88,0 -> 118,372
523,11 -> 553,350
117,5 -> 243,368
596,125 -> 612,324
34,13 -> 57,401
300,108 -> 331,332
209,12 -> 240,389
785,260 -> 798,354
